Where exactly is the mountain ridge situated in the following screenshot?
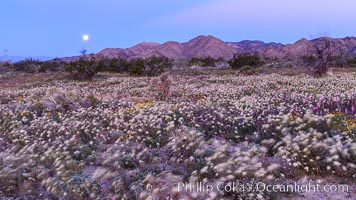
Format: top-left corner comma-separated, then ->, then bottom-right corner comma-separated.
67,35 -> 356,61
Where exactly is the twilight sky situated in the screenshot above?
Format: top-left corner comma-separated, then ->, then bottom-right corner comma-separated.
1,0 -> 355,57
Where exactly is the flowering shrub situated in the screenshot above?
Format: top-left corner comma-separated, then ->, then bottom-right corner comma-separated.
150,72 -> 172,101
0,72 -> 355,199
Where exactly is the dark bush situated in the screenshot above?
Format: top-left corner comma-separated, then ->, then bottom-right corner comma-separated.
347,57 -> 356,67
39,59 -> 66,73
128,56 -> 172,76
12,58 -> 65,73
144,56 -> 172,76
128,58 -> 146,76
11,55 -> 172,77
228,54 -> 263,69
301,55 -> 317,67
0,61 -> 13,72
97,57 -> 128,73
13,59 -> 43,73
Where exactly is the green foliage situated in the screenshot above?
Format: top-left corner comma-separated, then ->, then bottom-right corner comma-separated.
65,58 -> 99,80
228,54 -> 263,69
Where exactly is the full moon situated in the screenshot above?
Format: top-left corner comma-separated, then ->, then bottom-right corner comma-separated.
82,34 -> 89,41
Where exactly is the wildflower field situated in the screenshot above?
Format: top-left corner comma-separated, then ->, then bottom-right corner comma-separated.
0,72 -> 356,199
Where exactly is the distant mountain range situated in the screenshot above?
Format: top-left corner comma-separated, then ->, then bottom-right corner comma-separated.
0,56 -> 53,62
92,35 -> 356,61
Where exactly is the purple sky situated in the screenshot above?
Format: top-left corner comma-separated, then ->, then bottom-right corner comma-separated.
1,0 -> 355,57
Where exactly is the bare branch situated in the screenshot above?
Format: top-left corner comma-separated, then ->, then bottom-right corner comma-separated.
307,35 -> 345,77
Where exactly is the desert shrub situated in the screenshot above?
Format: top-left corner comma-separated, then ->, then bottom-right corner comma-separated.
65,58 -> 99,80
144,56 -> 172,76
13,58 -> 65,73
150,72 -> 172,101
13,59 -> 43,73
128,56 -> 172,76
40,89 -> 102,114
300,55 -> 317,67
238,65 -> 257,75
228,54 -> 263,69
347,57 -> 356,67
188,57 -> 224,67
128,58 -> 145,76
0,61 -> 12,72
29,56 -> 172,77
38,65 -> 47,73
173,58 -> 189,68
0,61 -> 11,66
97,57 -> 128,73
38,59 -> 66,73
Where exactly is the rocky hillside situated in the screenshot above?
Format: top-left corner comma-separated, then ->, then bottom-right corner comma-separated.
97,35 -> 236,60
65,35 -> 356,61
